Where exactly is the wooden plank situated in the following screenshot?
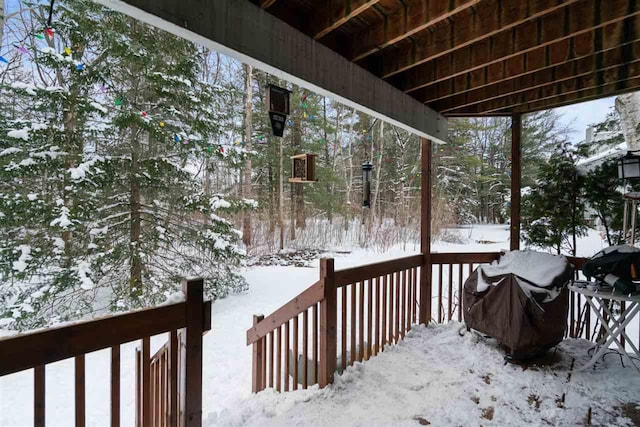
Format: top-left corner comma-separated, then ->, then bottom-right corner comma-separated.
341,286 -> 347,371
75,355 -> 86,427
276,326 -> 282,392
438,263 -> 443,323
135,349 -> 141,427
0,302 -> 188,376
34,365 -> 45,427
430,252 -> 501,264
169,331 -> 178,426
348,0 -> 480,61
358,281 -> 365,361
142,337 -> 150,427
398,1 -> 640,92
412,267 -> 418,324
269,332 -> 274,389
366,279 -> 373,360
302,310 -> 308,389
252,315 -> 265,393
374,276 -> 380,356
420,138 -> 432,325
457,265 -> 463,322
293,316 -> 298,390
400,270 -> 406,338
182,278 -> 204,427
350,283 -> 356,366
319,258 -> 337,387
382,0 -> 581,78
284,320 -> 290,392
312,303 -> 318,384
247,281 -> 324,344
395,272 -> 400,343
382,274 -> 388,349
335,254 -> 423,287
111,346 -> 121,427
313,0 -> 380,40
448,264 -> 453,321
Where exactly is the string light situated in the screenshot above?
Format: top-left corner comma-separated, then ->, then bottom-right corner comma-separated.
45,28 -> 54,38
34,34 -> 45,40
159,121 -> 165,128
64,47 -> 71,55
76,64 -> 84,71
15,46 -> 28,55
0,56 -> 8,64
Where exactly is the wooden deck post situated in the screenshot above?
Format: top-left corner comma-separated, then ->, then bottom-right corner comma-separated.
319,258 -> 337,387
182,278 -> 205,427
511,114 -> 522,251
419,138 -> 432,325
251,314 -> 265,393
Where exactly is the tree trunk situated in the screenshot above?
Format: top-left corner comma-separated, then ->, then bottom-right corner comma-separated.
293,104 -> 305,229
242,64 -> 253,247
129,132 -> 143,293
323,97 -> 332,223
279,138 -> 285,249
373,120 -> 384,223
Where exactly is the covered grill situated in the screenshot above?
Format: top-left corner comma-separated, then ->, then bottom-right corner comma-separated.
463,251 -> 574,359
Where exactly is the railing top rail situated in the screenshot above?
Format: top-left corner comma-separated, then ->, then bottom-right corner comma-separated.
334,254 -> 423,287
246,280 -> 324,345
430,252 -> 502,264
0,300 -> 211,377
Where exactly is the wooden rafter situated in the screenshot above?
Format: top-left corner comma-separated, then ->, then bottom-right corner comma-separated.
446,61 -> 640,115
260,0 -> 277,8
411,15 -> 640,105
380,0 -> 582,78
395,0 -> 640,93
348,0 -> 480,62
313,0 -> 380,40
432,44 -> 640,113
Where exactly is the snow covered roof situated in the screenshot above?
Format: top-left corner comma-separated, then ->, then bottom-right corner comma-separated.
576,142 -> 626,175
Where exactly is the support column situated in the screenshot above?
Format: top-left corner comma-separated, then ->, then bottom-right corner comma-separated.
510,114 -> 522,251
419,138 -> 432,324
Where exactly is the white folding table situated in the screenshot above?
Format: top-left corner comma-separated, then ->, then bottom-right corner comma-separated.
568,284 -> 640,371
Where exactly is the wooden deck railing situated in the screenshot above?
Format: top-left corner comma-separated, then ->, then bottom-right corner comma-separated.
247,255 -> 424,393
0,278 -> 211,427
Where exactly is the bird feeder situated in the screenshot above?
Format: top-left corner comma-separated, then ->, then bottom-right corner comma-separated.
362,161 -> 373,208
266,84 -> 290,137
289,154 -> 317,183
618,151 -> 640,180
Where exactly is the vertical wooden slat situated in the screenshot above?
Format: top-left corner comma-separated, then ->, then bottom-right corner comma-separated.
34,365 -> 45,427
358,281 -> 364,362
136,349 -> 141,427
284,320 -> 290,392
511,113 -> 522,251
400,269 -> 406,338
382,274 -> 388,348
303,309 -> 309,389
142,337 -> 150,427
408,268 -> 414,328
374,276 -> 380,356
395,271 -> 400,343
313,303 -> 318,384
350,282 -> 356,366
182,278 -> 205,427
75,354 -> 86,427
293,316 -> 298,390
570,290 -> 576,337
169,330 -> 178,427
252,316 -> 265,393
457,264 -> 463,322
111,346 -> 121,427
319,258 -> 337,387
268,332 -> 274,389
261,336 -> 267,388
437,263 -> 443,323
341,286 -> 347,371
366,279 -> 373,360
448,264 -> 453,322
405,269 -> 411,332
276,325 -> 282,392
419,137 -> 432,325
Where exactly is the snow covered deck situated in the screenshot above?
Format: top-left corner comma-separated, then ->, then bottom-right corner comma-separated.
214,323 -> 640,427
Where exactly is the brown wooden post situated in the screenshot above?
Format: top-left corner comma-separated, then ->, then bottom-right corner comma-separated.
319,258 -> 336,387
34,365 -> 45,427
169,330 -> 179,427
182,278 -> 205,427
252,314 -> 265,393
419,138 -> 432,325
75,354 -> 86,427
511,114 -> 522,251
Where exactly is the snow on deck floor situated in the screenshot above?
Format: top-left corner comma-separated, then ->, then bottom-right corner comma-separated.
210,323 -> 640,427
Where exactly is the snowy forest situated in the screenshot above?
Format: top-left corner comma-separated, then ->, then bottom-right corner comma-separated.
0,0 -> 633,331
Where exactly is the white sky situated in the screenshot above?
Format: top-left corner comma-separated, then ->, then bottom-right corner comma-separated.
554,96 -> 616,145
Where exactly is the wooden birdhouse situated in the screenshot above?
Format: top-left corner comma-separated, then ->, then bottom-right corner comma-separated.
289,154 -> 317,183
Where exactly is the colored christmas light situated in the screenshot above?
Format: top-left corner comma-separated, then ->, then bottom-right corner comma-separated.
45,28 -> 54,38
99,85 -> 106,93
141,111 -> 147,118
114,98 -> 122,106
15,46 -> 28,55
174,134 -> 181,143
64,47 -> 71,55
0,56 -> 8,64
159,121 -> 165,128
76,64 -> 84,71
34,34 -> 45,40
287,119 -> 293,126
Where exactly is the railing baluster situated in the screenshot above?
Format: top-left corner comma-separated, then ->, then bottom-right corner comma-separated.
111,346 -> 121,427
252,315 -> 265,393
284,320 -> 290,392
136,349 -> 141,427
374,276 -> 380,356
34,365 -> 45,427
312,304 -> 318,384
268,332 -> 274,389
406,269 -> 411,332
341,286 -> 347,371
570,289 -> 576,337
448,264 -> 453,322
261,336 -> 267,388
408,268 -> 414,329
276,325 -> 282,392
350,282 -> 356,366
367,279 -> 373,360
169,331 -> 178,424
401,269 -> 406,338
395,271 -> 400,343
303,309 -> 309,388
75,354 -> 86,427
293,315 -> 298,390
358,281 -> 365,362
457,264 -> 463,322
383,274 -> 388,348
438,263 -> 443,323
142,337 -> 150,426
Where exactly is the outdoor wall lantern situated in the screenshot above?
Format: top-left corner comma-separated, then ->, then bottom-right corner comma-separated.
266,84 -> 290,137
618,151 -> 640,180
362,161 -> 373,208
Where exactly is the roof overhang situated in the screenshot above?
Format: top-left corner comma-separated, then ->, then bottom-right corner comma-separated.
94,0 -> 448,143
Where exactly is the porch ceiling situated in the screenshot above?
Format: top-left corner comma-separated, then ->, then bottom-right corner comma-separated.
257,0 -> 640,116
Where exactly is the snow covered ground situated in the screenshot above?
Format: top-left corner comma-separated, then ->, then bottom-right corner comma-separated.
0,224 -> 634,426
212,323 -> 640,427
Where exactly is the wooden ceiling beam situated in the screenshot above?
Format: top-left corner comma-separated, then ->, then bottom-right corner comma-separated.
431,43 -> 640,113
313,0 -> 380,40
348,0 -> 480,62
412,16 -> 640,104
381,0 -> 581,78
260,0 -> 277,8
445,61 -> 640,115
396,0 -> 640,93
